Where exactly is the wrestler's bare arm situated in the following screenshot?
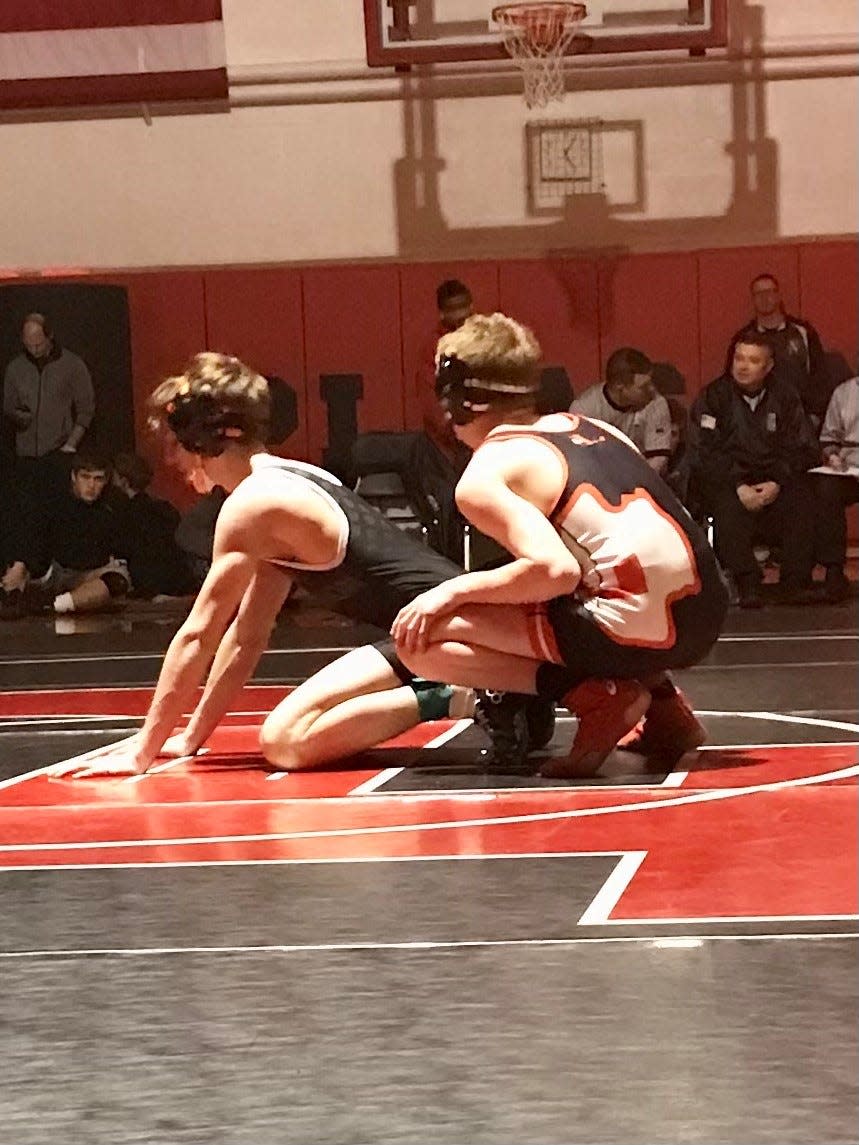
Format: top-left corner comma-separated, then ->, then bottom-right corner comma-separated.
443,438 -> 581,600
174,561 -> 292,755
131,510 -> 265,769
169,476 -> 344,755
392,438 -> 582,651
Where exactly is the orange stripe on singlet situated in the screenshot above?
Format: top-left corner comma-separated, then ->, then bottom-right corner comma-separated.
526,603 -> 564,665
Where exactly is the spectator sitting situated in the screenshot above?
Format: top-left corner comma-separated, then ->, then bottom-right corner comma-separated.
728,273 -> 829,421
689,332 -> 819,609
570,347 -> 672,475
111,451 -> 196,599
808,374 -> 859,602
2,450 -> 128,616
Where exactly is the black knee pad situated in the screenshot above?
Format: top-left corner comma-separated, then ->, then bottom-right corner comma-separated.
372,637 -> 417,685
100,571 -> 129,599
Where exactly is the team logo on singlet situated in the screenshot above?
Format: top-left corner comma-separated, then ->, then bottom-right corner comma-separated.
555,486 -> 701,648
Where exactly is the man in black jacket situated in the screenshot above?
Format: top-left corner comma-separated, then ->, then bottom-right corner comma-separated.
728,273 -> 830,421
691,332 -> 819,608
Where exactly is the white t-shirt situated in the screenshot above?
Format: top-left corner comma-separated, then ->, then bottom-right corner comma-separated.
819,376 -> 859,471
570,384 -> 671,463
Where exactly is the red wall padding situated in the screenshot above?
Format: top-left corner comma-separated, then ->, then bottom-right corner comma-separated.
498,258 -> 600,396
301,265 -> 403,461
9,240 -> 854,475
599,253 -> 700,395
799,242 -> 858,371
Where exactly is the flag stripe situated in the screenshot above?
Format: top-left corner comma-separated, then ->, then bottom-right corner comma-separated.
0,24 -> 226,82
0,2 -> 222,34
0,69 -> 227,111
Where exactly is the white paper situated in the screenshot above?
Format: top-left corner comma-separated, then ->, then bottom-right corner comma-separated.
808,465 -> 859,478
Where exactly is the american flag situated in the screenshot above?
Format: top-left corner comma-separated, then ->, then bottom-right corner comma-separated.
0,1 -> 227,112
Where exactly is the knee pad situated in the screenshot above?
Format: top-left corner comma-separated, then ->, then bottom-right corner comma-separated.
372,637 -> 417,685
411,681 -> 454,721
100,571 -> 129,599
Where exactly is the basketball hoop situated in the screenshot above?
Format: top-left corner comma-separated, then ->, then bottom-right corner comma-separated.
492,2 -> 586,109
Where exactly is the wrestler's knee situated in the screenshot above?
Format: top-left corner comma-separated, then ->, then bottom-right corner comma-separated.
259,708 -> 313,770
428,606 -> 481,642
392,643 -> 430,679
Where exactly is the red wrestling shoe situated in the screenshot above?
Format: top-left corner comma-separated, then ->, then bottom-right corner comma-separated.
619,686 -> 706,767
541,679 -> 651,779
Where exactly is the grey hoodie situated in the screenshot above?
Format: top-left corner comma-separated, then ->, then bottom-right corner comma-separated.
2,345 -> 94,457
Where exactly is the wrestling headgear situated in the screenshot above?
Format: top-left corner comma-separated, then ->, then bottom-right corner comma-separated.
163,390 -> 247,457
434,353 -> 540,426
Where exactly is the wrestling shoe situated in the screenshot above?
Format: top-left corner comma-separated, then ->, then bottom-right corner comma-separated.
474,690 -> 533,775
541,679 -> 651,779
525,695 -> 556,751
618,685 -> 706,768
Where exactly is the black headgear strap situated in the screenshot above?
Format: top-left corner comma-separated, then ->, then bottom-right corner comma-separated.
164,391 -> 244,457
434,353 -> 539,425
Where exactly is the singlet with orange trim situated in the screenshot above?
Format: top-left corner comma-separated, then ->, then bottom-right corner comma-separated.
483,413 -> 718,649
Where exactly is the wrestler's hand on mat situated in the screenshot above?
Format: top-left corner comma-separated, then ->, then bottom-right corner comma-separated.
391,586 -> 454,654
51,736 -> 153,778
159,733 -> 200,759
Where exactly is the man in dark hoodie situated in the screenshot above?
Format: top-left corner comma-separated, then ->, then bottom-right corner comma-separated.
690,331 -> 819,609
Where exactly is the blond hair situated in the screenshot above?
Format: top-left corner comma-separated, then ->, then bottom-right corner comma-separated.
437,312 -> 541,381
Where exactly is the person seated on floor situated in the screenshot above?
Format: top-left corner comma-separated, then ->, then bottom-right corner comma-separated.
808,373 -> 859,602
689,332 -> 820,609
111,451 -> 197,600
570,348 -> 672,477
61,352 -> 568,779
1,449 -> 129,616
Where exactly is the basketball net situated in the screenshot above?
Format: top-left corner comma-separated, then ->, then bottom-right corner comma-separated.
492,2 -> 587,109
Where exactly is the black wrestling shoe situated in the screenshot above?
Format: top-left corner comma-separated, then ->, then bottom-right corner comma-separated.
525,695 -> 556,751
474,690 -> 533,775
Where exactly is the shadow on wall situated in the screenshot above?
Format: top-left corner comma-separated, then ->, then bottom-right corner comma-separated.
394,0 -> 776,260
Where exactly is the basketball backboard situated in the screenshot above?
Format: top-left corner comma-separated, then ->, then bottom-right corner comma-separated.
364,0 -> 727,66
